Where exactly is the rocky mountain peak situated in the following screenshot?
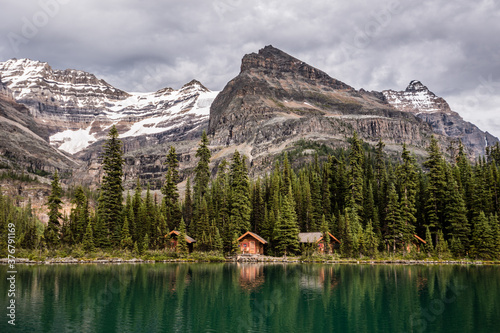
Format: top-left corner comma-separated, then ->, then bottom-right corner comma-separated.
240,45 -> 353,90
181,79 -> 209,92
405,80 -> 428,92
382,81 -> 451,114
0,58 -> 129,102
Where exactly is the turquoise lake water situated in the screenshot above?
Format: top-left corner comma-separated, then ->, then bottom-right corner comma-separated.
1,263 -> 499,332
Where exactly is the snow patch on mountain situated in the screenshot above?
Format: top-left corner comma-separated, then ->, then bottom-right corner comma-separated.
50,127 -> 97,154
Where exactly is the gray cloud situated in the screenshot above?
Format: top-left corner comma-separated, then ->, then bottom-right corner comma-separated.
1,0 -> 499,136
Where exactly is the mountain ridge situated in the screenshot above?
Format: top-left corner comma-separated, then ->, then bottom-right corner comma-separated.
209,45 -> 497,164
0,46 -> 498,189
0,58 -> 218,155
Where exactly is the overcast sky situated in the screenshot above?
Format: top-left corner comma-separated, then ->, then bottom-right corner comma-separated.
1,0 -> 499,137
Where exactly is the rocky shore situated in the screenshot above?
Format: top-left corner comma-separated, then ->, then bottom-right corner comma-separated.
1,256 -> 495,265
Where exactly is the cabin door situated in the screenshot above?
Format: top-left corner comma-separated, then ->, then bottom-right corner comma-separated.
249,241 -> 255,254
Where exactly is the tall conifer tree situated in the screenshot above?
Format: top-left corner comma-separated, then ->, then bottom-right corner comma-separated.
229,151 -> 251,234
98,125 -> 124,247
348,132 -> 364,214
45,170 -> 62,248
194,130 -> 211,201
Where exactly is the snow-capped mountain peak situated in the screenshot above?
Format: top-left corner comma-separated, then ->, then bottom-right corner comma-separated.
382,80 -> 452,114
0,58 -> 219,154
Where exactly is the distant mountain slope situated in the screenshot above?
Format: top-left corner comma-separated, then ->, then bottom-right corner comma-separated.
0,77 -> 78,173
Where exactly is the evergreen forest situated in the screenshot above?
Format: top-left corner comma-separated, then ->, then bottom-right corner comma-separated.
2,125 -> 500,261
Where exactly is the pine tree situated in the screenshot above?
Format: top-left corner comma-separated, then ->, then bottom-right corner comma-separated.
120,217 -> 133,250
251,178 -> 265,233
93,216 -> 108,248
70,186 -> 88,244
183,178 -> 193,226
424,136 -> 447,240
470,211 -> 496,260
194,130 -> 211,201
275,187 -> 300,256
162,146 -> 181,230
82,221 -> 95,252
384,182 -> 401,253
45,170 -> 62,248
166,145 -> 179,183
230,231 -> 240,255
435,229 -> 449,258
97,125 -> 124,247
492,214 -> 500,259
310,169 -> 323,231
214,225 -> 224,254
320,214 -> 330,253
177,218 -> 189,255
229,151 -> 251,234
363,220 -> 378,258
339,212 -> 353,258
445,179 -> 470,257
142,233 -> 150,252
397,144 -> 418,251
347,132 -> 364,214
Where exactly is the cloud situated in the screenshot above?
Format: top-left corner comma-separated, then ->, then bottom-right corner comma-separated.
0,0 -> 499,136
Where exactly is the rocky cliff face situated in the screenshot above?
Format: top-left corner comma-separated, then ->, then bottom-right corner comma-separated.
0,86 -> 79,174
383,81 -> 498,156
209,46 -> 456,165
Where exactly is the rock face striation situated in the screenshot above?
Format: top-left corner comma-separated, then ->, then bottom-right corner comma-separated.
0,75 -> 78,173
209,46 -> 497,162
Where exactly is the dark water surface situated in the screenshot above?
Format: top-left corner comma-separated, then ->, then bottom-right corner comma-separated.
1,263 -> 499,332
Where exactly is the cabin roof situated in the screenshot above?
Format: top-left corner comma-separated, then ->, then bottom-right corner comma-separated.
298,232 -> 340,243
168,230 -> 196,243
238,231 -> 268,244
413,234 -> 426,244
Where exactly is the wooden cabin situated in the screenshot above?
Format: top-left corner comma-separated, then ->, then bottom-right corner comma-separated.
167,230 -> 196,253
298,232 -> 341,253
411,234 -> 427,253
238,231 -> 267,255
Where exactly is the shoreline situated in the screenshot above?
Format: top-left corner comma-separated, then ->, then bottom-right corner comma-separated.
1,257 -> 498,265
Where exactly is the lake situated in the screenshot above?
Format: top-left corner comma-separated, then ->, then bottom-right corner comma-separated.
1,263 -> 499,332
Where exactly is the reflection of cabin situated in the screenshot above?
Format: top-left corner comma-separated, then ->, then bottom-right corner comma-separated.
298,232 -> 341,253
167,230 -> 196,253
238,231 -> 267,254
238,263 -> 265,290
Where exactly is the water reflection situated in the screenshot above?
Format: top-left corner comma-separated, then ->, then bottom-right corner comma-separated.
238,263 -> 265,291
0,264 -> 499,333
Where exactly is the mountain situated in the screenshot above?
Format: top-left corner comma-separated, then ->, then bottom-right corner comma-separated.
383,81 -> 497,154
209,46 -> 497,165
0,59 -> 218,188
1,47 -> 497,189
0,58 -> 218,154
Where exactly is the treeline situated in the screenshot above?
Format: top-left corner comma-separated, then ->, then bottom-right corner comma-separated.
2,125 -> 500,260
0,191 -> 42,256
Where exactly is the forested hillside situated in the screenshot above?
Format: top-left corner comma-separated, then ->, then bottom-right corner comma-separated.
2,127 -> 500,260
